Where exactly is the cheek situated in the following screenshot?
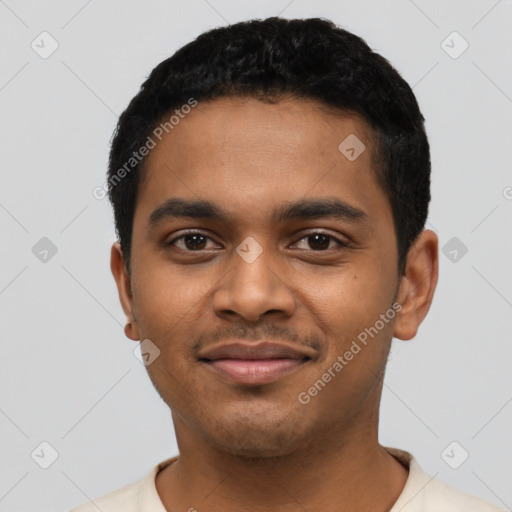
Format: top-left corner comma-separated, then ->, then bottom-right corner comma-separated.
319,265 -> 390,322
306,270 -> 395,405
312,266 -> 395,363
133,269 -> 206,403
132,258 -> 206,331
130,275 -> 203,388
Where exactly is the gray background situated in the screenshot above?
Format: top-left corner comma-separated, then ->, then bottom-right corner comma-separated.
1,0 -> 511,511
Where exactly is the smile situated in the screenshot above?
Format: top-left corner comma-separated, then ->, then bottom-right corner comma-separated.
198,340 -> 315,386
202,357 -> 310,385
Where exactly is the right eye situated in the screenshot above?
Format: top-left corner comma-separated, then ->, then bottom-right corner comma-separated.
166,231 -> 221,252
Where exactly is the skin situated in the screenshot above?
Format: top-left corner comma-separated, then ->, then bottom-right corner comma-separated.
111,96 -> 439,512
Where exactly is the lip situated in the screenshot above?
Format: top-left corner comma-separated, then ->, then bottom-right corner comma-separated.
198,341 -> 315,385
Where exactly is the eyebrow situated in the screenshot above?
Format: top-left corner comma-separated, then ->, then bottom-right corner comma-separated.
148,197 -> 369,227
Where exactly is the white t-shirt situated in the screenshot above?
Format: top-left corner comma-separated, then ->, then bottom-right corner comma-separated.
69,448 -> 505,511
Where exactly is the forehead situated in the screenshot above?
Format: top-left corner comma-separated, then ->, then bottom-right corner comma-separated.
134,96 -> 389,229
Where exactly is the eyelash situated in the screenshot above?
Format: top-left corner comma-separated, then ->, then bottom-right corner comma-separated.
166,230 -> 351,252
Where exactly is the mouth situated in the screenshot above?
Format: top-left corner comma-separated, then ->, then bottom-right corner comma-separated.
198,341 -> 314,386
202,357 -> 311,385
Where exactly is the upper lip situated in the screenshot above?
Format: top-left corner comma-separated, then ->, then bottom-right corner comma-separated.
198,341 -> 315,361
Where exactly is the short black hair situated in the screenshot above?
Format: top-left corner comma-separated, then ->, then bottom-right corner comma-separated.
108,16 -> 431,276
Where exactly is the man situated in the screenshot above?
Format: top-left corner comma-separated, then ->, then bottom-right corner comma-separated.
72,17 -> 504,512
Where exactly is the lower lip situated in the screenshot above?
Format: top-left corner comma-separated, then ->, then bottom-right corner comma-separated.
204,358 -> 307,385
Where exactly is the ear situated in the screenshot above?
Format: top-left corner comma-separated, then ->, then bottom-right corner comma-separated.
393,230 -> 439,341
110,242 -> 140,341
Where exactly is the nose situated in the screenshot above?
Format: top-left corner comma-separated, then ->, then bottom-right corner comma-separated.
212,242 -> 296,323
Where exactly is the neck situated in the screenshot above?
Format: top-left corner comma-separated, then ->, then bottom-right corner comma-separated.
156,415 -> 409,512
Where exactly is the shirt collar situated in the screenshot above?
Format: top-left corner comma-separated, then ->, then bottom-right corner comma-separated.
140,448 -> 428,511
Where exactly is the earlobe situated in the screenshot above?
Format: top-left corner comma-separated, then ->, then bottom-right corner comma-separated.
110,242 -> 140,341
393,230 -> 439,341
124,320 -> 139,341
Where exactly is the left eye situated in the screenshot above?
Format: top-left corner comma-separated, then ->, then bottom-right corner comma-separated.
293,233 -> 347,251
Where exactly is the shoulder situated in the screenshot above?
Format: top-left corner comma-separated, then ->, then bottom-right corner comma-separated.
68,456 -> 177,512
386,447 -> 506,512
420,476 -> 505,511
69,479 -> 141,512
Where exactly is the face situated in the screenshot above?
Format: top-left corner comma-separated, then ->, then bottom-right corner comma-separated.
111,96 -> 438,457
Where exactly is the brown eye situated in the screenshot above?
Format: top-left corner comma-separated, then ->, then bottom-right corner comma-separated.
167,232 -> 217,251
307,234 -> 331,250
293,232 -> 349,251
182,234 -> 208,250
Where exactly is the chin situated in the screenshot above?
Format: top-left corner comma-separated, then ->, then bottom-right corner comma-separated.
212,434 -> 301,459
205,412 -> 312,459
